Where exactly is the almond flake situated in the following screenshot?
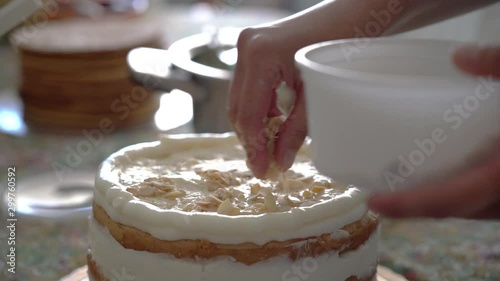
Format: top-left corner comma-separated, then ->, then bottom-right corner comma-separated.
285,195 -> 302,207
286,179 -> 305,191
264,192 -> 279,212
248,193 -> 263,202
207,195 -> 223,204
213,188 -> 231,200
137,186 -> 156,197
315,180 -> 332,188
182,203 -> 195,212
145,177 -> 173,183
126,187 -> 140,196
164,190 -> 185,198
207,185 -> 219,192
250,183 -> 260,195
195,201 -> 217,211
231,189 -> 245,199
197,170 -> 239,187
311,185 -> 325,193
217,199 -> 240,216
302,190 -> 313,199
277,194 -> 287,205
297,176 -> 314,184
251,203 -> 266,214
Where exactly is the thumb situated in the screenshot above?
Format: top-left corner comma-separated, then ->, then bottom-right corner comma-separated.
453,44 -> 500,78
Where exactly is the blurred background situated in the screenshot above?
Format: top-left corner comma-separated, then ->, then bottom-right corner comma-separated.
0,1 -> 499,280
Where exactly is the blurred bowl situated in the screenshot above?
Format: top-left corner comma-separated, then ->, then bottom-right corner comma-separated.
295,38 -> 500,190
128,28 -> 240,133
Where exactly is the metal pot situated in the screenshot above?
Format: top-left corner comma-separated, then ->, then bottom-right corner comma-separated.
127,28 -> 240,133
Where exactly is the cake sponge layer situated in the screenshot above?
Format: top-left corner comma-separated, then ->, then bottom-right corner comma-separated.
93,202 -> 378,265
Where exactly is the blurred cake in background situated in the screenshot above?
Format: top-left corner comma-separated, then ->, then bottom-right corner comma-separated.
44,0 -> 150,20
10,15 -> 163,131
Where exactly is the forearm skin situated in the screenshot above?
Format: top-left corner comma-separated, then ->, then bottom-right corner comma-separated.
266,0 -> 499,51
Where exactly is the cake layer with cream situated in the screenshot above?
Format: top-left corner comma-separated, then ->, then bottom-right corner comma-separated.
90,133 -> 378,281
88,217 -> 379,281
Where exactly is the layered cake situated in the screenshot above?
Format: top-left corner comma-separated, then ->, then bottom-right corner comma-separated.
89,133 -> 378,281
10,16 -> 162,130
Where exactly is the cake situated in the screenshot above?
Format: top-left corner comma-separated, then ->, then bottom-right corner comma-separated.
88,133 -> 378,281
10,16 -> 162,131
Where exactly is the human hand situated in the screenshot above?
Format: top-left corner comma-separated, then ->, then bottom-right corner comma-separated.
228,26 -> 308,178
368,44 -> 500,219
227,0 -> 499,180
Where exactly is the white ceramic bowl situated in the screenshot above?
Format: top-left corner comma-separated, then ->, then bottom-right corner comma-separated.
295,38 -> 500,191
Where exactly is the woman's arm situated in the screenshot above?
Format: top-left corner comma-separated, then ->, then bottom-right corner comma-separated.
268,0 -> 499,48
229,0 -> 500,178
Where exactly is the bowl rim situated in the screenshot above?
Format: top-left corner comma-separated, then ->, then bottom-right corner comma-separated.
294,37 -> 481,87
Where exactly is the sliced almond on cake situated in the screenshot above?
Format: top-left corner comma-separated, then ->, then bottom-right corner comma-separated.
264,192 -> 279,212
217,199 -> 241,216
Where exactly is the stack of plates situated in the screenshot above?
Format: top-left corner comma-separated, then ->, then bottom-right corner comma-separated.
10,16 -> 164,131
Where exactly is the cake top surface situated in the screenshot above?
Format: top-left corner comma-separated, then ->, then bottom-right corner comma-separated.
10,16 -> 162,53
95,134 -> 369,244
121,143 -> 346,216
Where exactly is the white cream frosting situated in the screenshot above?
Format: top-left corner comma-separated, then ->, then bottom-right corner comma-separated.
89,217 -> 379,281
95,133 -> 370,245
11,17 -> 162,52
